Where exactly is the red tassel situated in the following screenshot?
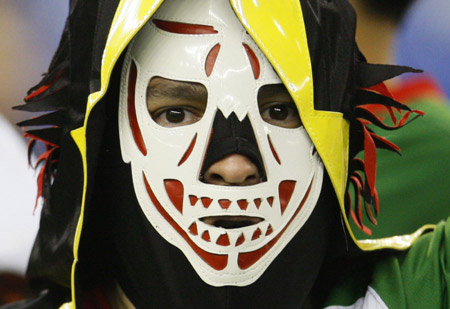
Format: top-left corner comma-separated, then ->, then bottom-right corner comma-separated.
360,122 -> 377,196
365,201 -> 378,225
24,132 -> 60,212
398,111 -> 412,127
33,147 -> 56,212
386,106 -> 398,126
25,70 -> 65,101
24,132 -> 59,148
351,175 -> 364,224
347,191 -> 362,230
373,186 -> 379,214
365,82 -> 394,99
412,109 -> 425,116
348,82 -> 425,236
370,133 -> 401,152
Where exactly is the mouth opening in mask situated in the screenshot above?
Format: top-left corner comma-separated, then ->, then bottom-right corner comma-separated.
201,215 -> 264,229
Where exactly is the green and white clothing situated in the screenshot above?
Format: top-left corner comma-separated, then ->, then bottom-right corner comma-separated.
323,217 -> 450,308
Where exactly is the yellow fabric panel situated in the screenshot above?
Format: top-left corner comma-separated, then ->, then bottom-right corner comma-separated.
87,0 -> 165,117
358,224 -> 436,251
59,302 -> 75,309
69,127 -> 87,303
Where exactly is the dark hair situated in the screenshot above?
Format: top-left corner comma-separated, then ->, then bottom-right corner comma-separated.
365,0 -> 415,21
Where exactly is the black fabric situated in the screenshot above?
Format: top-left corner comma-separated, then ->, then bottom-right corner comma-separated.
110,185 -> 340,308
20,0 -> 121,295
26,135 -> 83,290
16,111 -> 69,128
200,110 -> 266,180
76,59 -> 123,296
0,288 -> 69,309
301,0 -> 357,113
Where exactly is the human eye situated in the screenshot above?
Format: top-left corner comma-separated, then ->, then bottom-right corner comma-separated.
257,84 -> 302,128
151,106 -> 203,127
259,102 -> 302,128
146,77 -> 207,127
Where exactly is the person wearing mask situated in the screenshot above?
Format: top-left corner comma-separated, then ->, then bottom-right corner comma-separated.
5,0 -> 449,307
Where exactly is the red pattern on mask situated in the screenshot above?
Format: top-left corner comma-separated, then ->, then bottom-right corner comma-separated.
144,173 -> 228,270
128,61 -> 147,156
153,19 -> 218,35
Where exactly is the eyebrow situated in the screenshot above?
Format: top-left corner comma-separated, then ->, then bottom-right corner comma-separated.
147,78 -> 208,102
257,84 -> 292,101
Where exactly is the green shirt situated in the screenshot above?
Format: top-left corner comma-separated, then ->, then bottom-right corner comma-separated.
324,217 -> 450,308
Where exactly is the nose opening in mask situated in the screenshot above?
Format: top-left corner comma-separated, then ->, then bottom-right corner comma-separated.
200,110 -> 267,184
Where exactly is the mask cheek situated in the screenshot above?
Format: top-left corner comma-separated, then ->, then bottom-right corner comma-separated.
119,58 -> 154,165
119,63 -> 199,170
264,127 -> 317,177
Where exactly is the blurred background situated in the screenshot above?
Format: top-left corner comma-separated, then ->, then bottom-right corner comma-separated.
0,0 -> 68,124
0,0 -> 68,304
395,0 -> 450,98
350,0 -> 450,98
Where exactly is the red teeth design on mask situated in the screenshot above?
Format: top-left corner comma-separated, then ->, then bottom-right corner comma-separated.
251,228 -> 262,240
218,199 -> 231,209
267,197 -> 274,206
202,231 -> 211,242
238,181 -> 313,270
216,233 -> 230,246
164,179 -> 184,213
201,197 -> 213,208
189,223 -> 198,236
178,134 -> 197,166
254,198 -> 262,209
237,199 -> 248,210
144,174 -> 227,270
265,225 -> 273,236
235,233 -> 245,246
279,180 -> 296,215
189,195 -> 199,206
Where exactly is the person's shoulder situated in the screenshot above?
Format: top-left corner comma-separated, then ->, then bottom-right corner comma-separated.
369,218 -> 449,308
322,218 -> 450,308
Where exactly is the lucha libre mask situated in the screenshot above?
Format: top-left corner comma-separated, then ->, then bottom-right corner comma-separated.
119,0 -> 324,286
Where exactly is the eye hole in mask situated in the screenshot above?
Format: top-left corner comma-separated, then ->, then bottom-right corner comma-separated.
147,76 -> 208,127
147,77 -> 302,129
257,84 -> 302,129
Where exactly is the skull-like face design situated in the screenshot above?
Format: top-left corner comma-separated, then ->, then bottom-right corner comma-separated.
118,0 -> 323,286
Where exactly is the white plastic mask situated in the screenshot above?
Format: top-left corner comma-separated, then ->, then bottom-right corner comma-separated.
118,0 -> 323,286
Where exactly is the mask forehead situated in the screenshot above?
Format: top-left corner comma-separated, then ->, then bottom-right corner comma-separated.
131,0 -> 280,120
